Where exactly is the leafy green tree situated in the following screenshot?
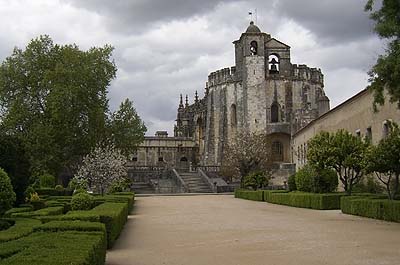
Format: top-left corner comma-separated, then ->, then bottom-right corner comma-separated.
109,98 -> 147,157
365,0 -> 400,108
0,35 -> 117,177
308,130 -> 369,195
365,122 -> 400,199
0,134 -> 31,204
0,167 -> 16,215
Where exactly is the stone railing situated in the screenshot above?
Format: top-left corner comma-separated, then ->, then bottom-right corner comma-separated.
172,168 -> 188,193
198,168 -> 217,193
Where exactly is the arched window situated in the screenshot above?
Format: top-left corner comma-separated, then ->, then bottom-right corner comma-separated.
272,141 -> 283,161
180,157 -> 188,162
268,54 -> 280,73
271,103 -> 279,123
230,104 -> 237,126
250,41 -> 258,55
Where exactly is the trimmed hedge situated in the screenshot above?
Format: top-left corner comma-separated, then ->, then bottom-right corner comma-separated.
235,189 -> 344,210
35,188 -> 73,197
234,189 -> 264,201
39,202 -> 129,248
105,192 -> 135,211
0,231 -> 106,265
11,206 -> 64,218
267,192 -> 343,210
33,220 -> 106,234
4,207 -> 33,217
341,196 -> 400,222
0,218 -> 41,243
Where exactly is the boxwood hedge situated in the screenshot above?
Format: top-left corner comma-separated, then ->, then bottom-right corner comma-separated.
234,189 -> 264,201
11,206 -> 64,218
267,192 -> 343,210
341,196 -> 400,222
0,231 -> 106,265
0,218 -> 41,243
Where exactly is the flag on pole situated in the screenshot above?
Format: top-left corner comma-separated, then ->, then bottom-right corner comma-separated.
248,11 -> 253,15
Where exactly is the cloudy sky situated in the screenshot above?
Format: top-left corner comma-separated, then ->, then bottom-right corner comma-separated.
0,0 -> 384,135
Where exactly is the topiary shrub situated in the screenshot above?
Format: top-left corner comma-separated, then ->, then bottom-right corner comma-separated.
39,173 -> 56,188
295,165 -> 315,192
243,171 -> 270,190
71,192 -> 95,211
313,168 -> 338,193
288,174 -> 297,191
29,192 -> 46,210
0,167 -> 16,216
24,186 -> 35,201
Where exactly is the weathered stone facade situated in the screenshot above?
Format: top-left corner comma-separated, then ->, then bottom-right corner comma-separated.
175,22 -> 330,169
293,89 -> 400,170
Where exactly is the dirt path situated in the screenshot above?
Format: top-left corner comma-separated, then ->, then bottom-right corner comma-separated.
106,195 -> 400,265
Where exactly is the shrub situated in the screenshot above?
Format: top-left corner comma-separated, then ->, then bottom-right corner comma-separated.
55,185 -> 64,191
0,168 -> 16,216
295,165 -> 338,193
104,192 -> 135,211
341,196 -> 400,222
24,186 -> 35,201
43,201 -> 130,248
28,192 -> 46,210
11,206 -> 64,218
108,179 -> 130,193
39,173 -> 56,188
33,220 -> 106,234
0,231 -> 106,265
0,218 -> 41,243
0,220 -> 13,231
267,192 -> 343,210
263,190 -> 290,202
4,207 -> 33,218
234,189 -> 264,201
288,174 -> 297,191
295,165 -> 315,192
313,168 -> 338,193
71,192 -> 95,211
243,171 -> 269,190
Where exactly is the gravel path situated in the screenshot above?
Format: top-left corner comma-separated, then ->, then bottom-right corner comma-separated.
106,195 -> 400,265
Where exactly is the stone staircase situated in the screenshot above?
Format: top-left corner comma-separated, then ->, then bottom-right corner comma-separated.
131,182 -> 154,194
179,172 -> 213,193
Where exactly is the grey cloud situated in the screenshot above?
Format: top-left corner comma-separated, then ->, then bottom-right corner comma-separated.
274,0 -> 375,43
63,0 -> 241,33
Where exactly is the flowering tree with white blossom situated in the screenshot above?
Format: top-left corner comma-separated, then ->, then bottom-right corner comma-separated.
221,132 -> 273,186
75,144 -> 127,195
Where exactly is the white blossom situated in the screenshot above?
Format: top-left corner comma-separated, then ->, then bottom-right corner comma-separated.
76,144 -> 127,195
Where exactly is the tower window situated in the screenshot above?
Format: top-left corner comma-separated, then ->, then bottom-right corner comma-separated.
158,157 -> 164,162
250,41 -> 258,55
268,54 -> 280,74
180,157 -> 188,162
271,103 -> 279,123
230,104 -> 237,126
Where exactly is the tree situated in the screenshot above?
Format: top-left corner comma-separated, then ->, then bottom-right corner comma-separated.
0,35 -> 117,177
0,134 -> 31,204
0,167 -> 16,215
365,0 -> 400,108
109,98 -> 147,157
307,130 -> 369,195
365,121 -> 400,199
75,144 -> 127,195
221,132 -> 273,186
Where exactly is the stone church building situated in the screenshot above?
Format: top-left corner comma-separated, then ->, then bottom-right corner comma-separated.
130,22 -> 330,184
